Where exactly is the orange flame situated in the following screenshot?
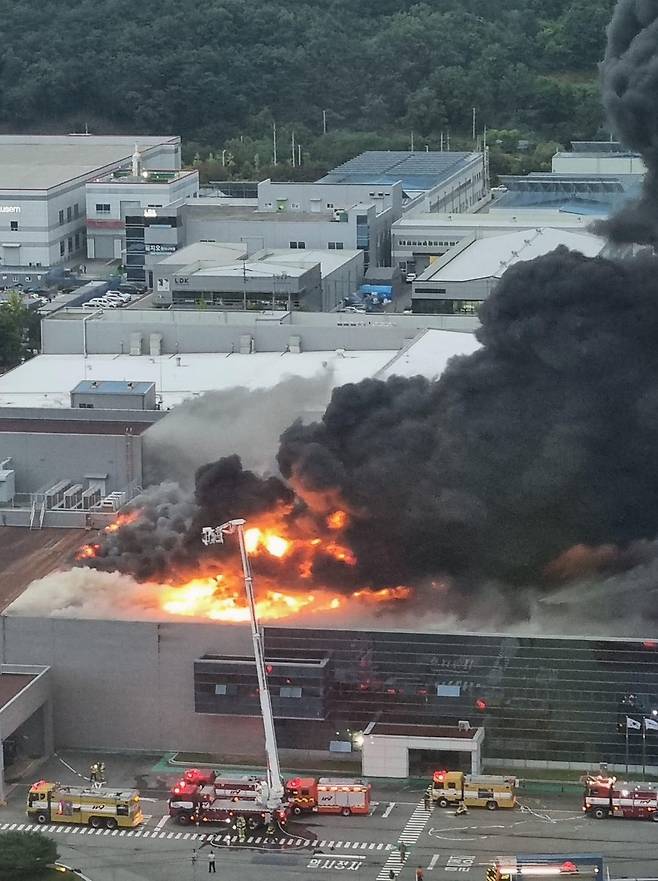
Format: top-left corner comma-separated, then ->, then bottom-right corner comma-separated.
105,510 -> 141,533
326,510 -> 348,530
75,543 -> 100,560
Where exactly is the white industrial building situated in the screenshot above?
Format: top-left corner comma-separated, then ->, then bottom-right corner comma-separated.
152,242 -> 365,311
392,211 -> 601,276
552,143 -> 646,176
411,227 -> 607,314
85,163 -> 198,265
0,134 -> 182,276
320,150 -> 490,214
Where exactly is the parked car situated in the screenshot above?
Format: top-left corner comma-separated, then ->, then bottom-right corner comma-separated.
405,272 -> 417,283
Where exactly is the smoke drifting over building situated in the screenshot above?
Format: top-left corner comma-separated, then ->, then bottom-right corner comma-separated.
73,0 -> 658,626
598,0 -> 658,243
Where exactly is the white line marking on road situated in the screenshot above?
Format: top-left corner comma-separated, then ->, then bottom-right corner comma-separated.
154,815 -> 168,832
9,823 -> 17,830
111,830 -> 118,836
428,854 -> 440,870
382,802 -> 396,818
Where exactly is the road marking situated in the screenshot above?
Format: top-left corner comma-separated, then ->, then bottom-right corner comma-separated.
428,854 -> 440,870
382,802 -> 396,819
376,797 -> 433,881
154,815 -> 169,832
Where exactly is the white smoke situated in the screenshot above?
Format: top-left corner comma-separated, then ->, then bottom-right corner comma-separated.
9,565 -> 656,638
144,374 -> 334,486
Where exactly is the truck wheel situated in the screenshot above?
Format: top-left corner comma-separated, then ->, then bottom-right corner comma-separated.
247,817 -> 259,830
593,808 -> 607,819
35,813 -> 48,824
292,806 -> 303,816
105,817 -> 118,830
341,807 -> 351,817
176,814 -> 192,826
486,801 -> 498,811
651,812 -> 658,822
438,798 -> 449,808
90,816 -> 103,829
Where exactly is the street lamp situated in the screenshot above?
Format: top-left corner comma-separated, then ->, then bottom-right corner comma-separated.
201,520 -> 284,811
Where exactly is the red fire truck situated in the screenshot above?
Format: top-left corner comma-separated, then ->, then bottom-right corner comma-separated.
168,773 -> 287,828
583,774 -> 658,821
284,777 -> 371,816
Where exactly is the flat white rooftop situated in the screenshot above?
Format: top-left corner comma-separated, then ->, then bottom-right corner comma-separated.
0,331 -> 478,409
0,134 -> 179,191
394,212 -> 600,229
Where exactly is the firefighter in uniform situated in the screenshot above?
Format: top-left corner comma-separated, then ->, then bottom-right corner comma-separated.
236,815 -> 247,843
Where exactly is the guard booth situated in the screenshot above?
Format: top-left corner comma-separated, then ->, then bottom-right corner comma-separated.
0,665 -> 53,804
361,722 -> 483,778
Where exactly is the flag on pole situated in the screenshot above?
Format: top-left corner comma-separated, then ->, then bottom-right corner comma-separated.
626,716 -> 641,730
645,716 -> 658,731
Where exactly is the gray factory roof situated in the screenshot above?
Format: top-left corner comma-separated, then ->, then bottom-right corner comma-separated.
320,150 -> 479,191
71,380 -> 155,396
0,135 -> 179,191
155,242 -> 247,266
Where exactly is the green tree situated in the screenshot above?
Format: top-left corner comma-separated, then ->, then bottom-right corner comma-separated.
0,830 -> 58,881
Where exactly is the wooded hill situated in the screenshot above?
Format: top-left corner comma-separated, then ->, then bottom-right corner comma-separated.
0,0 -> 615,148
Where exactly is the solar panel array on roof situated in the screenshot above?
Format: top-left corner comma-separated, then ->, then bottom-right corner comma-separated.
320,151 -> 476,191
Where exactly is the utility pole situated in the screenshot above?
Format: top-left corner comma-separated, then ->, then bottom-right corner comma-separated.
440,132 -> 444,151
410,131 -> 414,151
472,107 -> 477,145
272,122 -> 277,166
291,130 -> 296,167
242,259 -> 247,311
297,144 -> 301,167
322,109 -> 328,135
447,129 -> 451,151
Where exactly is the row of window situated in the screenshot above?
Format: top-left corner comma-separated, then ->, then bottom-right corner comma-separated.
215,683 -> 303,698
327,242 -> 344,250
58,232 -> 82,257
58,203 -> 80,225
397,238 -> 460,247
412,298 -> 482,315
95,203 -> 111,214
290,241 -> 306,249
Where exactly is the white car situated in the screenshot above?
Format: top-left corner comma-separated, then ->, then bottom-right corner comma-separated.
106,290 -> 131,302
405,272 -> 417,283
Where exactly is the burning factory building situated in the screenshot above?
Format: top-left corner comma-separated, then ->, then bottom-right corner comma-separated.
3,0 -> 658,779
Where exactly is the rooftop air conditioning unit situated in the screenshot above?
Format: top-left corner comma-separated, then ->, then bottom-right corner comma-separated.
149,333 -> 162,356
288,335 -> 302,354
458,720 -> 471,732
130,332 -> 143,356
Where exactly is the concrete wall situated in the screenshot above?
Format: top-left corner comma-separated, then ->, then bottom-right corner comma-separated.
0,618 -> 267,756
41,310 -> 474,356
0,432 -> 143,493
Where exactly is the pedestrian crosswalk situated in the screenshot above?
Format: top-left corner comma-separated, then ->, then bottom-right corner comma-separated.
376,798 -> 432,881
0,820 -> 393,852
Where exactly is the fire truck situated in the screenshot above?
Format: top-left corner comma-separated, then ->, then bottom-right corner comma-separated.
168,779 -> 288,828
583,774 -> 658,821
172,771 -> 261,800
285,777 -> 371,816
431,770 -> 518,810
487,855 -> 603,880
27,780 -> 143,829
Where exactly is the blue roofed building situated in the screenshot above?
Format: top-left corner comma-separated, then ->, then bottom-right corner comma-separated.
319,150 -> 490,214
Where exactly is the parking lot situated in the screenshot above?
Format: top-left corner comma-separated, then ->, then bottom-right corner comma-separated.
1,754 -> 657,881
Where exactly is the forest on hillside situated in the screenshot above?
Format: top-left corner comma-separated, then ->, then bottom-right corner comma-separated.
0,0 -> 616,171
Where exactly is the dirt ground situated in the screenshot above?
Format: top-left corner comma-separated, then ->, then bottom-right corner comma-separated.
0,527 -> 87,611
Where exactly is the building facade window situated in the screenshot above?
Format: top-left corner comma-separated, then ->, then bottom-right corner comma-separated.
10,221 -> 18,232
59,241 -> 65,256
66,206 -> 72,222
74,203 -> 79,218
58,210 -> 64,225
289,241 -> 306,249
74,232 -> 80,250
95,204 -> 111,214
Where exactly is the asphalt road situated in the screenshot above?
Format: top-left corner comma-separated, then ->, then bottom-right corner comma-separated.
2,754 -> 657,881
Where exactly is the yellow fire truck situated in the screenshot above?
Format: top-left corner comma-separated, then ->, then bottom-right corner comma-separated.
27,780 -> 143,829
431,770 -> 518,810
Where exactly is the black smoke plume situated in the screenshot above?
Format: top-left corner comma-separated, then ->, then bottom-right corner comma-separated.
597,0 -> 658,243
279,247 -> 658,596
